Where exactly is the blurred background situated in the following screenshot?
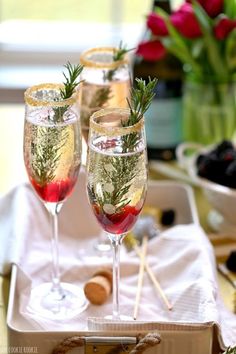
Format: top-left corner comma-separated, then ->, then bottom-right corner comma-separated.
0,0 -> 154,102
0,0 -> 182,195
0,0 -> 150,194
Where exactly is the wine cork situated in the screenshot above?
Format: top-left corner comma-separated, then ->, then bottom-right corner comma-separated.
84,268 -> 112,305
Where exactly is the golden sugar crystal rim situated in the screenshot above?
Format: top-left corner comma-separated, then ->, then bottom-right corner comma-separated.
24,83 -> 77,107
90,108 -> 144,136
80,47 -> 129,69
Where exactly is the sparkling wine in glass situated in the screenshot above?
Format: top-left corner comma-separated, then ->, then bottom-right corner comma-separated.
79,46 -> 132,253
79,46 -> 131,143
86,108 -> 148,319
23,83 -> 88,319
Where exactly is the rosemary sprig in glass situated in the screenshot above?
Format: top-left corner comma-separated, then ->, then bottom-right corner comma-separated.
80,86 -> 111,127
105,41 -> 134,81
90,77 -> 157,211
224,347 -> 236,354
60,62 -> 84,99
31,62 -> 83,186
89,87 -> 111,108
54,62 -> 83,122
122,77 -> 157,152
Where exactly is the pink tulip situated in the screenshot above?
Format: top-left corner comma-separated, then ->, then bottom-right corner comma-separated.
136,40 -> 166,61
214,17 -> 236,39
187,0 -> 223,17
147,12 -> 169,36
171,3 -> 202,38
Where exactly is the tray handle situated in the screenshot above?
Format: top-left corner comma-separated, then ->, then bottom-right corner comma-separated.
51,332 -> 161,354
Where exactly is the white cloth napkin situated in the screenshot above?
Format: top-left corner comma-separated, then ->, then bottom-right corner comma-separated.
0,182 -> 48,275
0,170 -> 235,348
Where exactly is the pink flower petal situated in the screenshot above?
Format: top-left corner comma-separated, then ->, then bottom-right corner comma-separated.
171,3 -> 202,39
147,12 -> 169,36
136,40 -> 167,61
214,16 -> 236,40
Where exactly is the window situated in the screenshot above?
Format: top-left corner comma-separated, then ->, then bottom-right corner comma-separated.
0,0 -> 152,99
0,0 -> 152,63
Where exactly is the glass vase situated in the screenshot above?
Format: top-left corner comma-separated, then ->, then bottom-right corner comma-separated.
182,77 -> 236,145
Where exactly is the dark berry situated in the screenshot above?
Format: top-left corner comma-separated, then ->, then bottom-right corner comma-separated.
196,140 -> 236,188
197,155 -> 221,182
196,154 -> 206,167
226,160 -> 236,177
226,250 -> 236,272
225,161 -> 236,188
219,149 -> 236,163
214,140 -> 234,157
161,209 -> 175,226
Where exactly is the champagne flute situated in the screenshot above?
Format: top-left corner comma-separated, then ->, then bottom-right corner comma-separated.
79,45 -> 132,252
79,46 -> 131,143
23,83 -> 88,319
86,107 -> 148,319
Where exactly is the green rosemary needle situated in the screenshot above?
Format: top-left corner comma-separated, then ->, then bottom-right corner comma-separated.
105,41 -> 134,81
224,347 -> 236,354
125,77 -> 157,126
89,76 -> 157,210
113,41 -> 135,62
122,77 -> 158,152
60,62 -> 84,99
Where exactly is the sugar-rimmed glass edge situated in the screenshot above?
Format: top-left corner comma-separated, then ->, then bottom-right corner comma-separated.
24,83 -> 77,107
80,47 -> 129,69
90,107 -> 144,137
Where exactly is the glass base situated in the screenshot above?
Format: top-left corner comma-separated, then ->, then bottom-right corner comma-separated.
94,241 -> 111,253
27,282 -> 88,320
94,232 -> 111,253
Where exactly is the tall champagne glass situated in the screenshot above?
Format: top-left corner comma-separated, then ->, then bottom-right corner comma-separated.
79,46 -> 131,143
23,83 -> 87,319
86,108 -> 148,319
79,46 -> 132,252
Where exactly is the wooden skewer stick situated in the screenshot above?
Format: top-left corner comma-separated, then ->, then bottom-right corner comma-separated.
133,235 -> 148,320
134,243 -> 173,311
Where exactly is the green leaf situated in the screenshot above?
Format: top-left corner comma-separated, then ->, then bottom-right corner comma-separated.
192,0 -> 228,79
156,7 -> 202,76
156,8 -> 189,52
191,39 -> 204,59
161,37 -> 197,68
224,0 -> 236,18
226,28 -> 236,71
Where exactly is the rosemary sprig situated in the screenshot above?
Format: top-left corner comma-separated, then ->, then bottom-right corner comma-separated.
54,62 -> 83,123
125,77 -> 157,126
122,77 -> 158,152
88,77 -> 157,212
89,86 -> 111,108
113,41 -> 135,62
31,126 -> 69,186
60,62 -> 83,99
81,86 -> 111,127
105,41 -> 134,81
30,63 -> 83,186
224,347 -> 236,354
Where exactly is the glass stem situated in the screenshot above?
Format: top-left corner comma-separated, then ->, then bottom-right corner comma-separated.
50,210 -> 62,295
109,234 -> 124,320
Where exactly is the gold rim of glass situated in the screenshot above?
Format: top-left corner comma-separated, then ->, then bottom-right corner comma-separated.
90,108 -> 144,137
80,47 -> 129,69
24,83 -> 77,107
